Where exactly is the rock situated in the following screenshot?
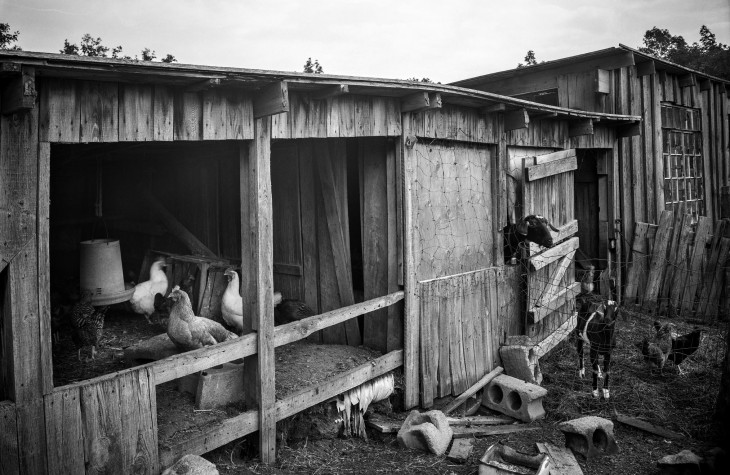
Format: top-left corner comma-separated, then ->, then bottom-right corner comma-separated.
397,410 -> 453,456
657,449 -> 702,475
162,454 -> 219,475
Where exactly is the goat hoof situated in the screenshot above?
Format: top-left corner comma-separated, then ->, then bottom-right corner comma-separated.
602,389 -> 610,399
591,389 -> 599,399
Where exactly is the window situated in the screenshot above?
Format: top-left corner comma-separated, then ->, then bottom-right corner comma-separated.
661,104 -> 704,218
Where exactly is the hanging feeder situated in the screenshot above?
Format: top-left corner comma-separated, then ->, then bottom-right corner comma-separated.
80,239 -> 134,305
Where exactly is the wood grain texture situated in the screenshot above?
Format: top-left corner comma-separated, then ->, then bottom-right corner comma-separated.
44,387 -> 84,475
642,210 -> 674,311
81,378 -> 123,475
153,85 -> 174,141
79,80 -> 118,142
174,91 -> 203,140
39,77 -> 80,142
37,142 -> 53,395
0,401 -> 19,475
119,84 -> 154,141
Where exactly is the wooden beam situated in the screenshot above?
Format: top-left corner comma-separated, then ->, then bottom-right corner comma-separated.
534,311 -> 577,357
481,102 -> 506,114
1,67 -> 36,115
184,78 -> 221,92
699,79 -> 712,91
529,281 -> 581,324
595,69 -> 610,94
442,367 -> 503,415
529,237 -> 580,271
528,111 -> 558,120
679,73 -> 696,88
636,60 -> 656,77
428,93 -> 443,109
525,155 -> 578,181
400,92 -> 441,112
504,109 -> 529,131
614,413 -> 683,439
568,118 -> 594,137
0,62 -> 21,77
312,84 -> 349,100
142,190 -> 217,258
528,219 -> 578,254
253,81 -> 289,118
618,121 -> 641,138
453,424 -> 539,438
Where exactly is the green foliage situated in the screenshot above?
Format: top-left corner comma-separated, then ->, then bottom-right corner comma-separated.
303,57 -> 323,74
517,50 -> 538,68
1,22 -> 21,50
639,25 -> 730,79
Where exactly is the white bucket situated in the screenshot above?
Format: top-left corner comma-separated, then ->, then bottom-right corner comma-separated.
79,239 -> 134,305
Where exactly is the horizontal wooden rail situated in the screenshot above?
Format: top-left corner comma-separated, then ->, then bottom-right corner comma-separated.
159,349 -> 403,468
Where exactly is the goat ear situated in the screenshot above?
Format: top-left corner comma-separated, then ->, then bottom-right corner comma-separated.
516,219 -> 528,235
537,215 -> 560,232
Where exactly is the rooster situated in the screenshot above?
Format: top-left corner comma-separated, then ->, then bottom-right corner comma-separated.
635,321 -> 676,375
130,258 -> 168,323
221,268 -> 283,331
70,292 -> 108,362
668,327 -> 704,375
167,286 -> 237,351
275,299 -> 316,326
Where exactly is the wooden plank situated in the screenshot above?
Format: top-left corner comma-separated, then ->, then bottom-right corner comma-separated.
460,276 -> 478,388
152,85 -> 174,141
641,76 -> 656,224
452,424 -> 539,438
536,442 -> 583,475
1,67 -> 35,115
449,278 -> 468,395
362,139 -> 389,352
504,109 -> 529,131
658,207 -> 685,314
81,378 -> 123,474
442,367 -> 503,415
401,92 -> 431,113
529,237 -> 580,271
79,80 -> 118,142
419,282 -> 435,408
614,413 -> 683,439
642,210 -> 674,309
595,69 -> 610,94
386,142 -> 402,352
534,311 -> 577,357
679,73 -> 696,88
624,222 -> 652,302
447,415 -> 514,426
173,91 -> 202,140
680,217 -> 712,313
298,142 -> 320,325
14,401 -> 46,475
701,236 -> 730,318
249,117 -> 276,463
39,77 -> 79,142
669,214 -> 695,313
119,370 -> 157,474
568,119 -> 594,137
636,60 -> 656,77
529,281 -> 580,324
652,74 -> 665,220
119,84 -> 154,141
312,84 -> 349,101
253,81 -> 289,118
0,401 -> 19,475
37,142 -> 53,396
528,219 -> 579,255
526,156 -> 578,181
437,279 -> 451,397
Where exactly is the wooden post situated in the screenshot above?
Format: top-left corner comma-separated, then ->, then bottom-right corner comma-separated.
241,118 -> 276,463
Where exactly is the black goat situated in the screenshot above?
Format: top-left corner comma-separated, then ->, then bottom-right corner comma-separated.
575,297 -> 618,399
503,214 -> 559,262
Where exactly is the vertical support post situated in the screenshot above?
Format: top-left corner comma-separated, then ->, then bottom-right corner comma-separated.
244,117 -> 276,463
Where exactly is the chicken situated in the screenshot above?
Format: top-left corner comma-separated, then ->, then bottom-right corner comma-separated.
130,258 -> 168,324
668,327 -> 704,375
167,285 -> 237,351
635,320 -> 676,374
275,299 -> 316,326
222,268 -> 284,331
150,292 -> 173,329
70,292 -> 108,362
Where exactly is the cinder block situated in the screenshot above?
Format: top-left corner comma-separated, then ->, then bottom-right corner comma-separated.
499,344 -> 542,385
657,449 -> 702,475
195,358 -> 245,410
162,454 -> 219,475
397,410 -> 453,456
558,416 -> 619,459
482,374 -> 547,422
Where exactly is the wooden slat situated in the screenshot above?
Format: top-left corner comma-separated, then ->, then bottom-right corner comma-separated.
504,109 -> 529,131
526,156 -> 578,181
701,236 -> 730,318
615,413 -> 683,439
448,278 -> 468,395
658,208 -> 686,314
173,91 -> 202,140
118,370 -> 157,474
386,143 -> 402,352
624,222 -> 652,301
437,279 -> 451,397
669,214 -> 695,313
461,275 -> 478,388
534,311 -> 577,358
119,84 -> 154,141
642,210 -> 674,310
253,81 -> 289,118
37,142 -> 53,395
528,219 -> 579,255
680,217 -> 712,313
529,281 -> 581,324
442,366 -> 503,415
40,77 -> 80,142
401,92 -> 431,113
298,142 -> 320,323
529,237 -> 579,271
419,282 -> 435,408
81,378 -> 123,474
595,69 -> 610,94
568,119 -> 593,137
0,401 -> 19,475
536,442 -> 583,475
79,80 -> 119,142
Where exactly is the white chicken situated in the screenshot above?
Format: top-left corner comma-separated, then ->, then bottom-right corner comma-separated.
130,258 -> 168,324
221,268 -> 282,332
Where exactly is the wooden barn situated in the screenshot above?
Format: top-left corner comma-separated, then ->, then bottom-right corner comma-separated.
0,50 -> 639,473
453,45 -> 730,296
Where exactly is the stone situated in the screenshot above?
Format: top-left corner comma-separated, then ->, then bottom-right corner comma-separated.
123,332 -> 181,362
499,344 -> 543,385
482,374 -> 547,422
397,410 -> 453,456
447,438 -> 474,463
195,358 -> 246,409
657,449 -> 702,475
558,416 -> 619,459
162,454 -> 219,475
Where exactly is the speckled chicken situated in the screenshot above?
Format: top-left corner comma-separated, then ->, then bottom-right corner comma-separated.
275,298 -> 316,326
130,258 -> 168,324
635,321 -> 676,375
167,286 -> 237,351
70,292 -> 108,362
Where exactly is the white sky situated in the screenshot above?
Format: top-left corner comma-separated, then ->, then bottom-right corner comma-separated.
2,0 -> 729,83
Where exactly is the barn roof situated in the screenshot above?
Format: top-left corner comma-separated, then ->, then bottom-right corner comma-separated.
0,50 -> 640,125
452,44 -> 730,90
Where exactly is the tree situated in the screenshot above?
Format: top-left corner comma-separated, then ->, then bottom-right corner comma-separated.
60,34 -> 176,63
517,50 -> 538,68
639,25 -> 730,80
161,54 -> 177,63
406,77 -> 434,83
1,22 -> 21,50
141,48 -> 156,62
303,57 -> 323,74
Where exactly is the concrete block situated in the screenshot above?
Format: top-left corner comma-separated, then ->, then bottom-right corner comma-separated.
499,344 -> 542,385
558,416 -> 619,459
177,373 -> 199,395
657,450 -> 702,475
162,454 -> 219,475
397,410 -> 453,456
195,358 -> 245,409
482,374 -> 547,422
447,438 -> 474,463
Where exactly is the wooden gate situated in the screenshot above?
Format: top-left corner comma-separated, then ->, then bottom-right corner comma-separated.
521,150 -> 580,353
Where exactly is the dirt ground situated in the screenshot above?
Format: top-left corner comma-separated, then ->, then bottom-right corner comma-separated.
51,305 -> 729,474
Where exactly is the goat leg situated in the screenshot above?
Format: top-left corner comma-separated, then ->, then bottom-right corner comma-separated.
590,348 -> 600,398
602,353 -> 612,399
576,339 -> 585,378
